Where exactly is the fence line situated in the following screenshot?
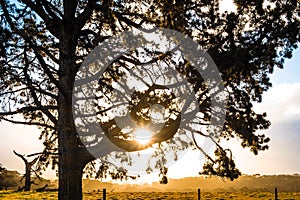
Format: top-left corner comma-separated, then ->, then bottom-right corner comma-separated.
98,187 -> 281,200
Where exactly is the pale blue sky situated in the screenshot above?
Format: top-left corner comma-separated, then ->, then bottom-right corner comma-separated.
0,48 -> 299,182
271,48 -> 300,84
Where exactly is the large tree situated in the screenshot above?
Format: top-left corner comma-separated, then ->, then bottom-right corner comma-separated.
0,0 -> 299,199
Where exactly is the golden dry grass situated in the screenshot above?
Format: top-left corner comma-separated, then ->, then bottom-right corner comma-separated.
1,190 -> 300,199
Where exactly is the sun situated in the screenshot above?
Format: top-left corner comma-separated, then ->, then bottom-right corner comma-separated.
133,128 -> 153,145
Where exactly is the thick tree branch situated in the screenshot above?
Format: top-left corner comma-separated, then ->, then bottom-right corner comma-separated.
0,106 -> 57,116
0,116 -> 56,129
27,151 -> 59,157
63,0 -> 77,20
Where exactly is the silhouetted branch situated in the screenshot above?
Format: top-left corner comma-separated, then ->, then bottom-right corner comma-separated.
0,117 -> 55,130
13,150 -> 40,191
0,106 -> 57,116
27,152 -> 59,157
19,0 -> 61,37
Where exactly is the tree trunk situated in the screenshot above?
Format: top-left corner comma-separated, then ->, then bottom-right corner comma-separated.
58,123 -> 93,200
58,150 -> 85,199
57,25 -> 94,200
24,166 -> 31,191
57,73 -> 94,199
57,36 -> 83,199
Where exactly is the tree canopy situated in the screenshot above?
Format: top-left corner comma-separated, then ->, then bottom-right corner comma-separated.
0,0 -> 299,199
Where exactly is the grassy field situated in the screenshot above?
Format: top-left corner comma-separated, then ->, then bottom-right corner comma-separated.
1,190 -> 300,200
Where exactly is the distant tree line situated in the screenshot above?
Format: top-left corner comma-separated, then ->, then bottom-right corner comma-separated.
0,164 -> 20,190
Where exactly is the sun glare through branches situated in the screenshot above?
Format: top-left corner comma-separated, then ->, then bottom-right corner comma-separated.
132,128 -> 153,145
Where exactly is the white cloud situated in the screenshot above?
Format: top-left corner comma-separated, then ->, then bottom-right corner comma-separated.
254,83 -> 300,122
237,83 -> 300,174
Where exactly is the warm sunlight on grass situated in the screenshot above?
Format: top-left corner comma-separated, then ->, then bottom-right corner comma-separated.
133,128 -> 153,145
1,190 -> 300,200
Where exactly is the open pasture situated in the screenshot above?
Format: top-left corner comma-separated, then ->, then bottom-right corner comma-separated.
1,190 -> 300,200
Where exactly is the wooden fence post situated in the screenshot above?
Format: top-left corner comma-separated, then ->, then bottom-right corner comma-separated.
198,188 -> 201,200
103,188 -> 106,200
274,188 -> 278,200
